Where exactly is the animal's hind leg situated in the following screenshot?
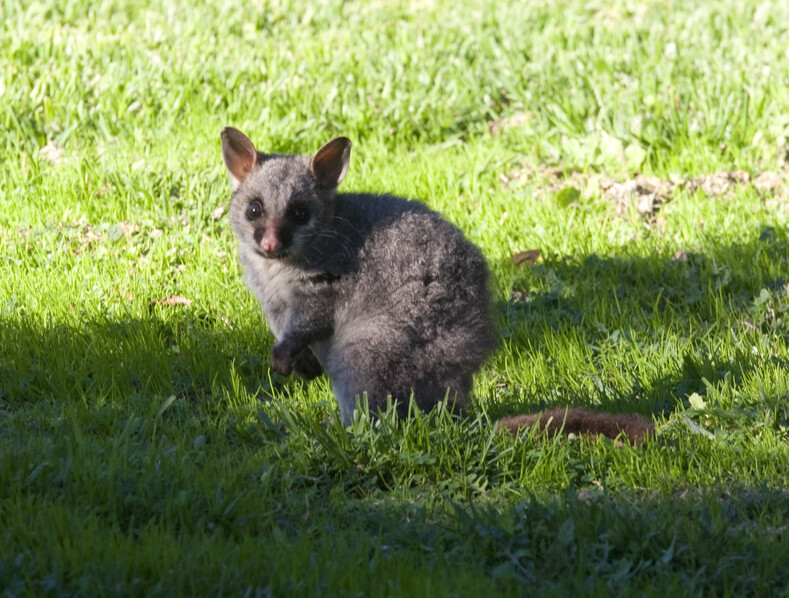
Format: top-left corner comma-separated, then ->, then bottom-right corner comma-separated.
410,374 -> 471,416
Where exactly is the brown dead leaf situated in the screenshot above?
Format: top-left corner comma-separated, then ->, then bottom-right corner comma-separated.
513,249 -> 541,267
149,295 -> 193,307
211,206 -> 225,220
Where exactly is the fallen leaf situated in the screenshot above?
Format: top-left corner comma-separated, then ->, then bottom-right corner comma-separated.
211,206 -> 225,220
149,295 -> 193,307
512,249 -> 541,267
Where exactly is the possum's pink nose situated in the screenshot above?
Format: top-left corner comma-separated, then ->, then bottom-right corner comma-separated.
260,234 -> 282,255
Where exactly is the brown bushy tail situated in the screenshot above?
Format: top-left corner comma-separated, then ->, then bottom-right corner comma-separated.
497,407 -> 655,446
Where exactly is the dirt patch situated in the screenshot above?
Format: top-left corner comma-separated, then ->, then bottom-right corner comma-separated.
503,163 -> 787,219
598,174 -> 676,217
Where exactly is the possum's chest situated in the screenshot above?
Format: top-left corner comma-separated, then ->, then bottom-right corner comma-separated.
242,259 -> 300,338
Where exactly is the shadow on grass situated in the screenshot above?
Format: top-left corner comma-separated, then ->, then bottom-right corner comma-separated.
2,230 -> 788,594
3,431 -> 788,596
489,224 -> 789,419
1,226 -> 787,424
0,311 -> 299,413
325,483 -> 789,594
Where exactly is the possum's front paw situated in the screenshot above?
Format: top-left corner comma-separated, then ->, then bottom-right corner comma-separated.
270,342 -> 296,376
292,347 -> 323,380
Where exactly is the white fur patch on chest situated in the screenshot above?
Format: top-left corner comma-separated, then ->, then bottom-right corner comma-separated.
242,256 -> 299,338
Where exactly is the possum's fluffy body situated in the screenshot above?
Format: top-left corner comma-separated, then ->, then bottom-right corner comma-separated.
222,128 -> 496,424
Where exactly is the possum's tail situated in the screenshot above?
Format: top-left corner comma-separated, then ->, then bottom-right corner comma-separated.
496,407 -> 655,446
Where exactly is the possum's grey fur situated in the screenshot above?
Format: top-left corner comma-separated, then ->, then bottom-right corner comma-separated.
222,128 -> 496,425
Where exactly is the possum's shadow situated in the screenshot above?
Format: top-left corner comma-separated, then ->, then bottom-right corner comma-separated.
486,224 -> 789,420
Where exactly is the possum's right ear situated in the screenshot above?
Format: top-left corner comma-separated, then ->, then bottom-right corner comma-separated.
311,137 -> 352,189
221,127 -> 258,189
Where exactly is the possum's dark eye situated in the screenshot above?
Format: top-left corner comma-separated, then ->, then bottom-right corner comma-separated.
288,204 -> 310,225
246,200 -> 263,221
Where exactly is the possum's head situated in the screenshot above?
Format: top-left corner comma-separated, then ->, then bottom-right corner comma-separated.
221,127 -> 351,261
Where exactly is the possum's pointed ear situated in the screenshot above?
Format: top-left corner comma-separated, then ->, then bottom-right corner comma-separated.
221,127 -> 258,188
310,137 -> 351,188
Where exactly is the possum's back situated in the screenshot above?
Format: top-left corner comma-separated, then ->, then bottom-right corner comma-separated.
331,193 -> 496,382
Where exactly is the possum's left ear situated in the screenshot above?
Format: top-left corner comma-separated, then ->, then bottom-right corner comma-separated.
221,127 -> 258,188
311,137 -> 351,188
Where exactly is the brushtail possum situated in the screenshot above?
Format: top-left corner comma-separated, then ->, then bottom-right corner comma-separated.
221,127 -> 654,444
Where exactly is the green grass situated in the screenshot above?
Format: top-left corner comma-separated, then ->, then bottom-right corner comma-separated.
2,0 -> 789,595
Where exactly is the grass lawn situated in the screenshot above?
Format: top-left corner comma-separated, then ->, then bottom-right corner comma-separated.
2,0 -> 789,595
